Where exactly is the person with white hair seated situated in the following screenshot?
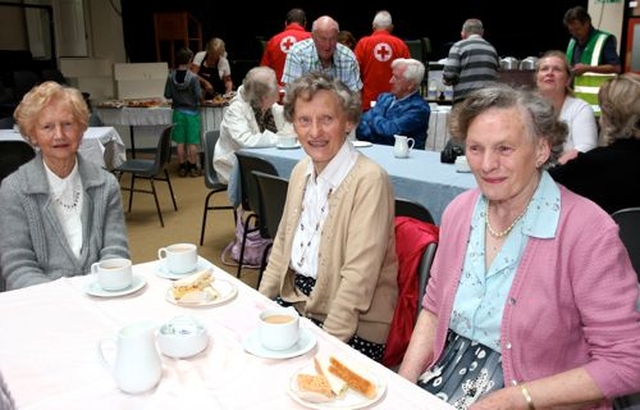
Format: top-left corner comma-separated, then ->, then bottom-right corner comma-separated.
356,58 -> 431,149
213,66 -> 295,184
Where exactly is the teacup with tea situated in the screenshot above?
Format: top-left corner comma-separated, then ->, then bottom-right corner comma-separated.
258,307 -> 300,351
158,243 -> 198,274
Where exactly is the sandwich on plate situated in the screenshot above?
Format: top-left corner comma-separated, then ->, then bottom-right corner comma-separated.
171,269 -> 217,303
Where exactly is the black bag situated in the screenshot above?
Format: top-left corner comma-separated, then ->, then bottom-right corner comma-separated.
440,140 -> 465,164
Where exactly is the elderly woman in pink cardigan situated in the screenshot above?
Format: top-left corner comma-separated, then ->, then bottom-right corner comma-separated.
398,86 -> 640,409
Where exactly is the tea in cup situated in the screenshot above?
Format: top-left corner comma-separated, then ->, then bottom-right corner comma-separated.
258,307 -> 300,351
158,243 -> 198,274
278,135 -> 298,148
91,258 -> 133,291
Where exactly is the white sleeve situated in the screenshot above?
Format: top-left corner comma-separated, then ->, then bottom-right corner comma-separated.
193,51 -> 206,68
561,97 -> 598,152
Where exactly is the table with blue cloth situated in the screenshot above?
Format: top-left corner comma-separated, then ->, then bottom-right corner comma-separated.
229,143 -> 476,225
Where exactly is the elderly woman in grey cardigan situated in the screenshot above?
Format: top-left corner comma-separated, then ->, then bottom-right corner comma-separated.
0,81 -> 129,290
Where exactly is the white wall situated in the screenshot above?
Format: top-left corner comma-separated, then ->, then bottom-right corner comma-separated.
588,0 -> 626,52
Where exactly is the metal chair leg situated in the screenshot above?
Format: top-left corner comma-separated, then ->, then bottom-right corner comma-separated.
127,174 -> 135,212
149,178 -> 164,227
164,169 -> 178,211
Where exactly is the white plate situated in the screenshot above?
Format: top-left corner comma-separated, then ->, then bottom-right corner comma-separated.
84,274 -> 146,298
277,142 -> 301,149
243,327 -> 316,359
155,256 -> 212,280
165,277 -> 238,307
288,361 -> 386,409
352,141 -> 373,148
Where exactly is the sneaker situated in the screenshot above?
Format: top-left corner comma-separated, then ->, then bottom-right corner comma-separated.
189,162 -> 201,177
178,163 -> 187,177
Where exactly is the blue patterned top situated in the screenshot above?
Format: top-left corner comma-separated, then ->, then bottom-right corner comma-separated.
450,171 -> 561,352
281,39 -> 362,92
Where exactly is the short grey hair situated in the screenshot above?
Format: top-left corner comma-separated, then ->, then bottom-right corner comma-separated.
282,72 -> 361,125
391,58 -> 425,87
449,85 -> 568,167
373,10 -> 392,29
598,72 -> 640,144
240,66 -> 279,105
462,18 -> 484,35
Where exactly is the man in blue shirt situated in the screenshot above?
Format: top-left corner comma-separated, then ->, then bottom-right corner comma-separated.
356,58 -> 430,150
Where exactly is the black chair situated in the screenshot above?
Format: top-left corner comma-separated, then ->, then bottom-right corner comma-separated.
395,197 -> 435,225
611,207 -> 640,280
234,151 -> 278,279
252,170 -> 289,288
0,116 -> 15,129
0,140 -> 36,183
12,70 -> 40,102
200,130 -> 236,245
114,125 -> 177,227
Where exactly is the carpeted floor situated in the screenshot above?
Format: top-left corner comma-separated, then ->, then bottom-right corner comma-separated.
120,158 -> 261,289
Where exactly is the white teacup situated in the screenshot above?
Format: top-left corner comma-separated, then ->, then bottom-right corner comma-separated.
278,135 -> 298,148
158,243 -> 198,274
91,258 -> 133,291
258,307 -> 300,351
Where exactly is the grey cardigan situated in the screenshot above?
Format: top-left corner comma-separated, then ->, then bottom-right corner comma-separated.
0,153 -> 130,290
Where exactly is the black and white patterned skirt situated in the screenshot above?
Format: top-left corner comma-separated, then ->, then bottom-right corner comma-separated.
417,329 -> 504,410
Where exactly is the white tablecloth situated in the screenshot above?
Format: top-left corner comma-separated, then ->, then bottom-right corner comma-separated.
95,106 -> 226,153
0,126 -> 126,170
426,105 -> 452,152
0,261 -> 454,410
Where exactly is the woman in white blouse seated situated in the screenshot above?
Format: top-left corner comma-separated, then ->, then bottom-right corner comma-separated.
213,66 -> 295,184
535,49 -> 598,164
258,72 -> 398,362
0,81 -> 130,290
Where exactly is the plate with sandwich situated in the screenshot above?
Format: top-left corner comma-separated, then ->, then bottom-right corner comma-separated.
288,355 -> 386,409
165,269 -> 238,307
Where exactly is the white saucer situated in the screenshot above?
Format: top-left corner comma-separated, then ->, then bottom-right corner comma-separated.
84,274 -> 146,298
165,278 -> 238,307
352,140 -> 373,148
276,142 -> 301,149
156,256 -> 212,280
243,327 -> 317,359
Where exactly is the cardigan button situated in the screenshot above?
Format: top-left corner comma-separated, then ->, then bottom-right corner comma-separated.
508,297 -> 516,305
505,342 -> 512,349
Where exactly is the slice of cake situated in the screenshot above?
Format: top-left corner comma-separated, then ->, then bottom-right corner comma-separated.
296,373 -> 333,399
328,356 -> 377,399
172,269 -> 215,301
314,356 -> 348,398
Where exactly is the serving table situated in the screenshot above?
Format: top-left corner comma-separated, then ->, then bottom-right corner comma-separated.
95,101 -> 228,158
0,126 -> 126,170
0,260 -> 454,410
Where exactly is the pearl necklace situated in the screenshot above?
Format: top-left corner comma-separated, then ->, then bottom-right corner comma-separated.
485,201 -> 527,238
296,186 -> 333,269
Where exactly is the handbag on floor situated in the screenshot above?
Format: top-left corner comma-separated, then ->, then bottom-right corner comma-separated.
221,209 -> 272,269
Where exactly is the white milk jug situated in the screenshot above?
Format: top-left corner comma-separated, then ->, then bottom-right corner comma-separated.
393,135 -> 415,158
98,321 -> 162,394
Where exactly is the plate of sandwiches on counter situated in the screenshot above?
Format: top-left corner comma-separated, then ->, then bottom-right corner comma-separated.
124,98 -> 167,108
288,355 -> 386,409
165,269 -> 238,307
202,91 -> 236,107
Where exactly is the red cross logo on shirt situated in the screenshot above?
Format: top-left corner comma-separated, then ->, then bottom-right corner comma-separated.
374,43 -> 393,62
280,36 -> 297,53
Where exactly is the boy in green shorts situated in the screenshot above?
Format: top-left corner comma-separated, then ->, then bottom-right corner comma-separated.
164,47 -> 202,177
